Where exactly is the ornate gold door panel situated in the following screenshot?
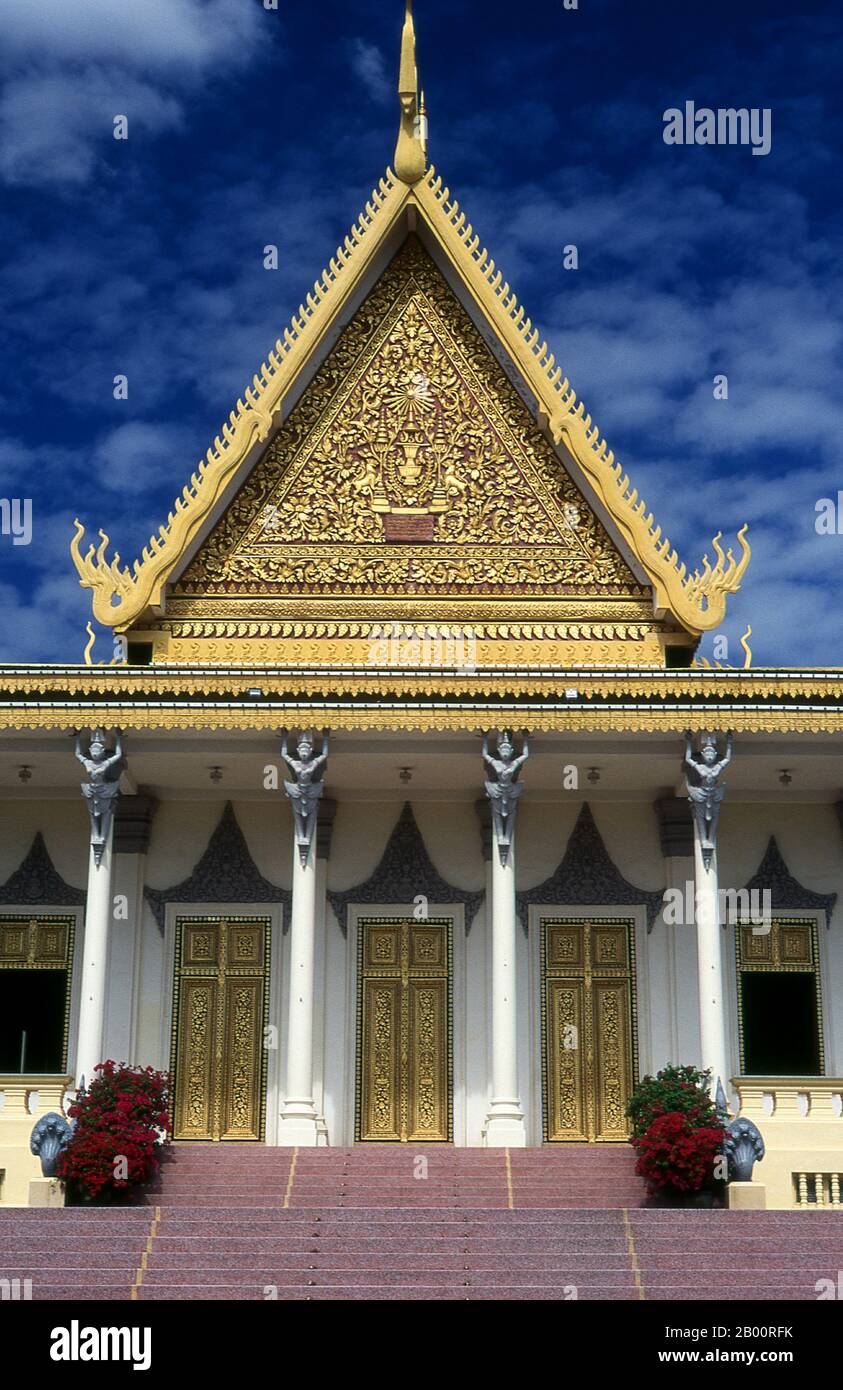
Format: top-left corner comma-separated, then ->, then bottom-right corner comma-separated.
357,918 -> 452,1142
171,917 -> 270,1142
542,918 -> 637,1143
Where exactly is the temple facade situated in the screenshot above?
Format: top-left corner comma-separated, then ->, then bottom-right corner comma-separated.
1,3 -> 841,1209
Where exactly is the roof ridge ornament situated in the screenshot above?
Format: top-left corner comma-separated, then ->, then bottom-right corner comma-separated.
394,0 -> 427,184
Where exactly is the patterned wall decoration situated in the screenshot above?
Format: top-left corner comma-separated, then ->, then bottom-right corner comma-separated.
0,833 -> 85,907
742,837 -> 836,929
517,804 -> 665,934
145,802 -> 290,935
176,239 -> 642,608
328,802 -> 484,934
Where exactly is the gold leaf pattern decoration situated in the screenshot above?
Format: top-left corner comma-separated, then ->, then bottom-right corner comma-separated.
372,988 -> 395,1133
177,238 -> 643,603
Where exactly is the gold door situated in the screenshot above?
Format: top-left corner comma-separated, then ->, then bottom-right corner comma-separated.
171,917 -> 270,1142
542,918 -> 637,1142
357,918 -> 452,1143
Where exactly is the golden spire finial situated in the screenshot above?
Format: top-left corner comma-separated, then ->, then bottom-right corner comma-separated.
394,0 -> 426,184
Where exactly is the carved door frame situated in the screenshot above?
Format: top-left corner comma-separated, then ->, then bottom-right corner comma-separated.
528,906 -> 649,1144
0,910 -> 84,1076
344,904 -> 465,1146
161,903 -> 284,1144
734,912 -> 827,1076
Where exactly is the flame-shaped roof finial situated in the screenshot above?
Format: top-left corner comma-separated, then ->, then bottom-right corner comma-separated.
394,1 -> 426,184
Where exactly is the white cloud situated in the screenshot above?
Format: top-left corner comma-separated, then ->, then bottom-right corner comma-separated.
0,573 -> 89,663
350,39 -> 390,105
0,0 -> 269,187
0,70 -> 183,185
1,0 -> 263,70
92,422 -> 196,494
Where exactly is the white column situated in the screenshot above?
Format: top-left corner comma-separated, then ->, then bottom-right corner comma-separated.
484,827 -> 527,1147
693,829 -> 729,1094
311,851 -> 330,1146
278,834 -> 321,1145
665,853 -> 700,1065
74,822 -> 115,1089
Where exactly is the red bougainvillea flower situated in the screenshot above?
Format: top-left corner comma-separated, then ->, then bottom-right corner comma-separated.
632,1111 -> 725,1194
57,1061 -> 171,1201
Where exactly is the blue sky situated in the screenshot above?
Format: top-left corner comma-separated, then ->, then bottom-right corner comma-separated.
0,0 -> 840,666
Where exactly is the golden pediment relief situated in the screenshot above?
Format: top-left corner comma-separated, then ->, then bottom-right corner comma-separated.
176,240 -> 644,603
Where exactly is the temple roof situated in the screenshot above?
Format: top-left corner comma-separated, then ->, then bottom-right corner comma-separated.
70,4 -> 749,657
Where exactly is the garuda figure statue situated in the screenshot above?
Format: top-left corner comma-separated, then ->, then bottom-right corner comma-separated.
685,731 -> 733,870
281,729 -> 329,866
75,728 -> 124,866
483,730 -> 529,867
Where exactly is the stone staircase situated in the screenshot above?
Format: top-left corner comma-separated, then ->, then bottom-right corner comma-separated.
0,1145 -> 840,1300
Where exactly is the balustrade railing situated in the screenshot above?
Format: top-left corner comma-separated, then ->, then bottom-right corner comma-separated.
733,1078 -> 843,1209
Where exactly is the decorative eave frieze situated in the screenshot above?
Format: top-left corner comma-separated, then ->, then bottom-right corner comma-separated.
328,801 -> 484,934
1,665 -> 843,733
516,804 -> 665,934
0,833 -> 86,907
144,801 -> 290,935
742,837 -> 837,929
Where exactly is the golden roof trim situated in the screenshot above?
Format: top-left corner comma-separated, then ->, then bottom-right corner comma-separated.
2,667 -> 843,700
0,705 -> 841,736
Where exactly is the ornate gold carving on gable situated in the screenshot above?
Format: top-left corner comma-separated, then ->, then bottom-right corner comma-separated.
177,239 -> 643,604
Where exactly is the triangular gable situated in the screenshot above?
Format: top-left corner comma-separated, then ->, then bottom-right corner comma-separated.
176,238 -> 642,607
71,40 -> 749,646
743,837 -> 836,929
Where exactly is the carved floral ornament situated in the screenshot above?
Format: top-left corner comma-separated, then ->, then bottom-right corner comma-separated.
0,833 -> 85,906
517,804 -> 665,935
145,803 -> 291,936
176,243 -> 640,604
743,837 -> 836,929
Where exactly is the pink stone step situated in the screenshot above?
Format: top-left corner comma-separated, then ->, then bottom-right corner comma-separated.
140,1266 -> 638,1289
28,1288 -> 134,1302
0,1252 -> 140,1269
144,1250 -> 635,1271
135,1285 -> 631,1301
10,1145 -> 831,1302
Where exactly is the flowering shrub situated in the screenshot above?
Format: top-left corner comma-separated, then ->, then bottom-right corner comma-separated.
626,1064 -> 719,1140
57,1061 -> 171,1202
632,1111 -> 725,1194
